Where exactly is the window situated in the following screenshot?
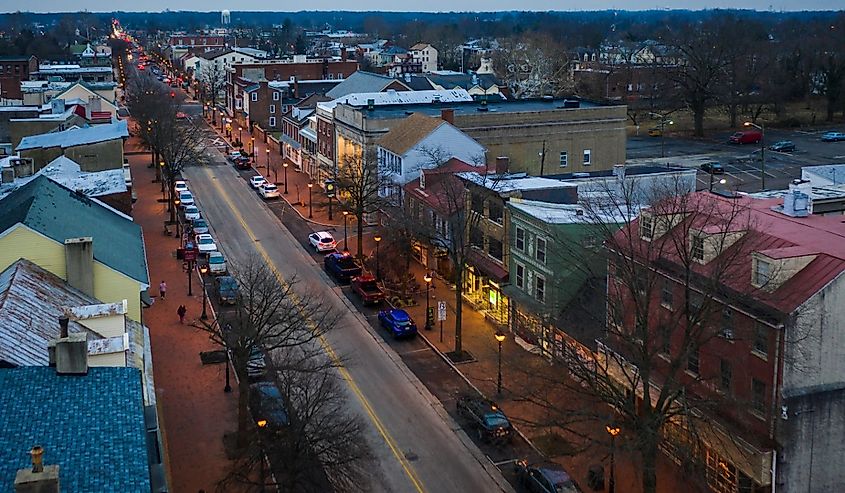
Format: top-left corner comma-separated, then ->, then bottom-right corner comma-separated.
583,149 -> 592,165
251,92 -> 257,101
269,117 -> 276,127
753,324 -> 768,357
489,238 -> 503,261
640,215 -> 654,240
471,194 -> 484,215
661,279 -> 673,308
536,274 -> 546,303
515,263 -> 525,289
691,235 -> 705,261
751,379 -> 766,414
488,202 -> 503,224
753,258 -> 771,287
515,227 -> 525,252
659,325 -> 671,355
559,151 -> 568,167
536,237 -> 547,264
720,358 -> 732,393
272,92 -> 279,101
270,105 -> 275,114
720,308 -> 734,339
687,347 -> 700,375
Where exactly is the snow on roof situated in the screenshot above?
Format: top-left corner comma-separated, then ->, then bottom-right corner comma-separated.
41,156 -> 127,197
318,88 -> 472,112
509,198 -> 637,224
67,301 -> 128,320
17,120 -> 127,151
457,171 -> 570,194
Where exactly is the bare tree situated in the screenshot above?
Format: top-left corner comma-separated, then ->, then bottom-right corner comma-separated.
197,60 -> 228,108
492,33 -> 573,99
335,149 -> 389,259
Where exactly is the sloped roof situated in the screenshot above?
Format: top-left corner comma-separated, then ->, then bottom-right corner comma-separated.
319,88 -> 473,111
0,176 -> 148,286
40,156 -> 127,197
377,113 -> 445,156
325,71 -> 410,99
0,259 -> 143,368
0,366 -> 150,492
16,119 -> 128,151
410,43 -> 432,51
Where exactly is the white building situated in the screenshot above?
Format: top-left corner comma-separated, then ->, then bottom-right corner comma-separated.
410,43 -> 439,73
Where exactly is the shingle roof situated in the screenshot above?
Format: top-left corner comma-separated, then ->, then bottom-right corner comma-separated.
325,71 -> 410,99
0,176 -> 148,286
377,113 -> 445,156
16,120 -> 127,151
0,366 -> 150,493
0,259 -> 144,369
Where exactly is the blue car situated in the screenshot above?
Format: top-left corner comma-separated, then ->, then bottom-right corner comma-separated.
377,309 -> 418,338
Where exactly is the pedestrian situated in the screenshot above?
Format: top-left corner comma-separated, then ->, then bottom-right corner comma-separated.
159,280 -> 167,300
177,305 -> 187,324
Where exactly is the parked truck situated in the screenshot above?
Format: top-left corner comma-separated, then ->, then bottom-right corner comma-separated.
351,274 -> 385,305
323,252 -> 362,283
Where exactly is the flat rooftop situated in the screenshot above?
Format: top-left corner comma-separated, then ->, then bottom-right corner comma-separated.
356,98 -> 616,120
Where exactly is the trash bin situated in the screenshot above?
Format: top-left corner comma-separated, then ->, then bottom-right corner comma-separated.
176,248 -> 184,260
587,464 -> 605,491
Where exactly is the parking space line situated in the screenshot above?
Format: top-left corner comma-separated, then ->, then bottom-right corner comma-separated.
492,458 -> 520,467
400,348 -> 432,356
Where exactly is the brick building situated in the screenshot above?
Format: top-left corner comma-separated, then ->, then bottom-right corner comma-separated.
0,55 -> 38,101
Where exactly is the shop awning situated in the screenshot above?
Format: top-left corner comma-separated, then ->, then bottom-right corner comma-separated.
467,248 -> 508,282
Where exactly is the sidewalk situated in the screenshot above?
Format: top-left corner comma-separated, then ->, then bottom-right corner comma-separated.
128,133 -> 238,492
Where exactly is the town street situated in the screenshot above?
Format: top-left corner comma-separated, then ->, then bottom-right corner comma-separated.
182,145 -> 510,492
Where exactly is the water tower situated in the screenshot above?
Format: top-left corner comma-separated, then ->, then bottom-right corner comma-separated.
221,10 -> 231,26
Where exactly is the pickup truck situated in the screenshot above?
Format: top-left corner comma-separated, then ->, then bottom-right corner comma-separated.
351,274 -> 384,305
323,252 -> 362,283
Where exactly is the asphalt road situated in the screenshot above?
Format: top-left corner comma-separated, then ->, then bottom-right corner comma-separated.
182,132 -> 511,493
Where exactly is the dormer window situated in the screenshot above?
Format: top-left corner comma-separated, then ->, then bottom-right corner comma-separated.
640,214 -> 654,240
419,171 -> 425,189
752,257 -> 772,287
691,235 -> 705,262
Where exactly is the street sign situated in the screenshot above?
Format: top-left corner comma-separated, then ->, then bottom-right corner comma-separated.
325,179 -> 336,198
437,301 -> 447,321
184,249 -> 197,262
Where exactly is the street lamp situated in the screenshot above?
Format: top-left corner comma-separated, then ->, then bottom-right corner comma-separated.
199,263 -> 209,320
251,137 -> 256,162
283,162 -> 289,194
266,148 -> 270,172
495,331 -> 506,394
238,126 -> 243,144
307,182 -> 313,218
342,211 -> 349,252
423,272 -> 433,330
606,424 -> 621,493
373,234 -> 382,280
744,121 -> 766,190
709,174 -> 727,193
650,112 -> 673,158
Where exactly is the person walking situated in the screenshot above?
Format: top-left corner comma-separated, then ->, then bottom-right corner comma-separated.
159,280 -> 167,300
177,305 -> 187,324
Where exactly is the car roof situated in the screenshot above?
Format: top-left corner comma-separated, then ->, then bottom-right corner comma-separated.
533,464 -> 573,485
314,231 -> 333,239
196,233 -> 212,238
209,251 -> 223,258
388,309 -> 410,321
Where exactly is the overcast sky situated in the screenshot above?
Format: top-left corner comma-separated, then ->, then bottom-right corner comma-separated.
9,1 -> 844,13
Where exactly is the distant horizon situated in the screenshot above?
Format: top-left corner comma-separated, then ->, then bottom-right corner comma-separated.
4,3 -> 843,14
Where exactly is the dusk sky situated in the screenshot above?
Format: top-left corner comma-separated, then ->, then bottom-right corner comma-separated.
7,0 -> 844,12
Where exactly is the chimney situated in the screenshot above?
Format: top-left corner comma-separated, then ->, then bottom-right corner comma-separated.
54,332 -> 88,375
11,158 -> 34,178
292,77 -> 299,98
367,98 -> 375,111
440,108 -> 454,125
341,47 -> 347,61
782,188 -> 810,217
495,156 -> 509,175
1,166 -> 14,184
64,237 -> 94,298
14,446 -> 60,493
613,164 -> 626,181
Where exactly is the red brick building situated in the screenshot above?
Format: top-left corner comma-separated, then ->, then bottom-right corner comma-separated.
0,56 -> 38,101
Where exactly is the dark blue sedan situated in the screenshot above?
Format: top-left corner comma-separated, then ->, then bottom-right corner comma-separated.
377,309 -> 418,339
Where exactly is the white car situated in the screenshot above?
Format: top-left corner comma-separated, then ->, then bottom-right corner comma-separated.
249,175 -> 266,189
178,191 -> 194,207
227,151 -> 246,161
207,251 -> 227,275
259,183 -> 280,199
183,205 -> 201,221
308,231 -> 337,252
195,233 -> 217,253
174,180 -> 188,194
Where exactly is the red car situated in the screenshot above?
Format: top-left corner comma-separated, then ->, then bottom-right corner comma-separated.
729,130 -> 762,144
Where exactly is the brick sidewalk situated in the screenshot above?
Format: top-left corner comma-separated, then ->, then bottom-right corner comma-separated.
128,134 -> 238,492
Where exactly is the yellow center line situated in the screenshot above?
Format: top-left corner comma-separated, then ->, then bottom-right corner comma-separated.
204,167 -> 426,493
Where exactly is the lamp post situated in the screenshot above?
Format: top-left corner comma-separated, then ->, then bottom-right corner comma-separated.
266,148 -> 270,172
342,211 -> 349,252
423,272 -> 433,330
650,112 -> 673,158
373,234 -> 382,280
495,331 -> 506,395
307,183 -> 313,218
744,121 -> 766,190
606,424 -> 621,493
283,162 -> 289,194
709,174 -> 727,193
251,137 -> 256,163
199,263 -> 209,320
186,256 -> 193,297
238,126 -> 243,145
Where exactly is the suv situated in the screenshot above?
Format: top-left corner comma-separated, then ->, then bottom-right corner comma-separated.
515,461 -> 581,493
215,275 -> 239,305
821,131 -> 845,142
769,140 -> 796,152
456,395 -> 513,443
700,161 -> 724,174
249,382 -> 289,429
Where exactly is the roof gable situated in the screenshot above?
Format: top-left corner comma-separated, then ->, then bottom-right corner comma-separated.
325,71 -> 411,99
377,113 -> 445,156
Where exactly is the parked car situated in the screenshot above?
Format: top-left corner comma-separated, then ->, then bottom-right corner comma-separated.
377,308 -> 418,339
821,131 -> 845,142
174,180 -> 189,194
308,231 -> 337,252
215,275 -> 239,305
323,252 -> 363,283
515,460 -> 581,493
457,395 -> 513,443
183,205 -> 201,221
729,130 -> 762,144
769,140 -> 796,152
233,156 -> 252,169
191,218 -> 209,234
647,127 -> 662,137
178,191 -> 194,207
246,346 -> 267,381
700,161 -> 725,174
249,175 -> 267,189
351,274 -> 385,305
195,233 -> 217,254
227,150 -> 247,162
249,382 -> 289,429
258,183 -> 280,199
207,251 -> 227,275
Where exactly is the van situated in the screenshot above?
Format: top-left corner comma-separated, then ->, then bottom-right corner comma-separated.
729,130 -> 762,144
